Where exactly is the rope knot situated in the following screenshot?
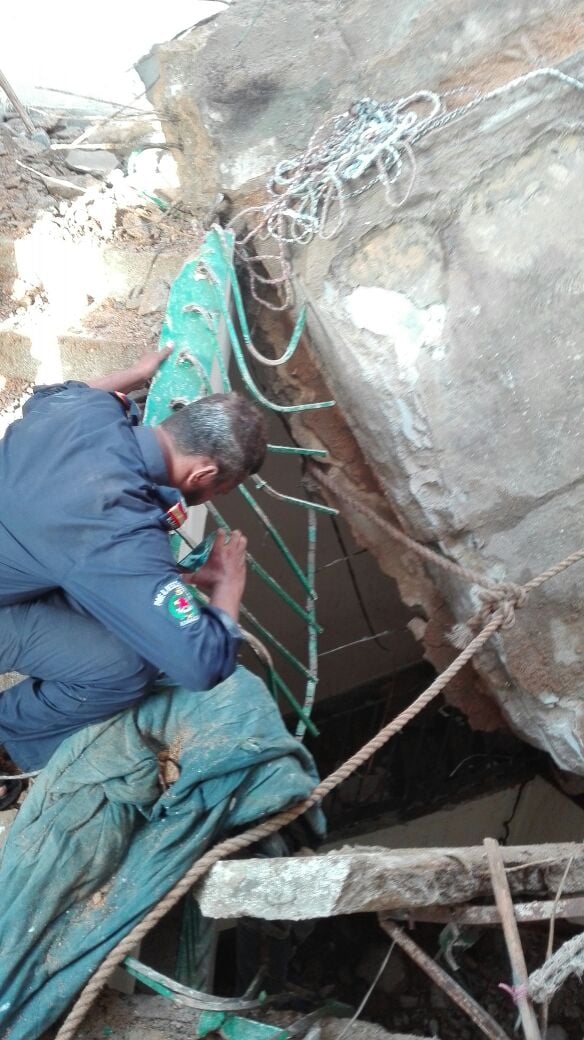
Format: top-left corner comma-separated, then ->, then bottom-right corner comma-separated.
449,582 -> 528,649
481,582 -> 528,628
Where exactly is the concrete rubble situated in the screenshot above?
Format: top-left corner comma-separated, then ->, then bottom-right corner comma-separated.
65,148 -> 119,176
140,0 -> 584,773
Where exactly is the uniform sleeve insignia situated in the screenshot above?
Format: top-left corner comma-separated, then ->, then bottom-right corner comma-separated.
154,580 -> 200,627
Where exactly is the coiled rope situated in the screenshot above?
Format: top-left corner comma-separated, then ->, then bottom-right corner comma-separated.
229,67 -> 584,309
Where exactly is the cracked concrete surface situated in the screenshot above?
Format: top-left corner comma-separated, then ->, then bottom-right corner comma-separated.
141,0 -> 584,771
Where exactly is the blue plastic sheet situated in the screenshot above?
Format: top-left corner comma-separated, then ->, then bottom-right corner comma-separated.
0,666 -> 324,1039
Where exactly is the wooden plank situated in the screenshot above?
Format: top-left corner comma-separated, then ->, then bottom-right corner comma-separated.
484,838 -> 542,1040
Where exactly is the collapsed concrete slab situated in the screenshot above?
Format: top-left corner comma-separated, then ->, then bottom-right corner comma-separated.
143,0 -> 584,772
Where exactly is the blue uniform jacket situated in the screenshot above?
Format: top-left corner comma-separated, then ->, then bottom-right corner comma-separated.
0,382 -> 240,691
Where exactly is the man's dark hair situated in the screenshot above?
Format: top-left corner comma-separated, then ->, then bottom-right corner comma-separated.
161,392 -> 268,484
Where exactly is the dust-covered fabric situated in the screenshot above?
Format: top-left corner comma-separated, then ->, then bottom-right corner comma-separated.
0,666 -> 324,1040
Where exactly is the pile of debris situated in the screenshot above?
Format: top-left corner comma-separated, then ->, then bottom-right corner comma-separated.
0,93 -> 180,235
0,84 -> 203,431
0,112 -> 181,244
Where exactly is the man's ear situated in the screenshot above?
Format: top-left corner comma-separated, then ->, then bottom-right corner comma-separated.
187,461 -> 219,491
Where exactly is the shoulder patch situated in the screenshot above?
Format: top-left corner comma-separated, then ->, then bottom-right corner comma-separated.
154,579 -> 200,627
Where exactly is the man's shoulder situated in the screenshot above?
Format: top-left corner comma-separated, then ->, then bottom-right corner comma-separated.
23,381 -> 118,420
32,380 -> 90,399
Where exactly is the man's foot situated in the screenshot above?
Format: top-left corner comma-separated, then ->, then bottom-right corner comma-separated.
0,778 -> 23,811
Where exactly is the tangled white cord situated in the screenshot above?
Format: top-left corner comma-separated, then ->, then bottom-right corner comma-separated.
528,930 -> 584,1003
229,67 -> 584,310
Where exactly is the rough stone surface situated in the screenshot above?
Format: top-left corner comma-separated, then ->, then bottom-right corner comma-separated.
145,0 -> 584,771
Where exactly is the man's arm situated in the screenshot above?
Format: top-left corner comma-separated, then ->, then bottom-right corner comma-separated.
64,520 -> 243,692
88,347 -> 172,393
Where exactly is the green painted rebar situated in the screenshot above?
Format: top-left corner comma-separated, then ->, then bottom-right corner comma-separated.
144,226 -> 324,739
164,273 -> 317,602
270,669 -> 319,738
218,221 -> 306,368
206,504 -> 323,633
296,507 -> 318,740
267,444 -> 328,458
239,602 -> 315,682
266,666 -> 278,702
238,483 -> 315,598
252,475 -> 338,516
187,574 -> 314,683
201,260 -> 335,414
245,555 -> 322,629
124,959 -> 174,999
211,314 -> 232,391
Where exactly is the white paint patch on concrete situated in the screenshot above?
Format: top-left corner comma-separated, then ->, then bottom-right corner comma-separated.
220,139 -> 279,190
395,398 -> 424,448
345,287 -> 445,383
550,617 -> 583,667
346,287 -> 418,339
424,305 -> 447,358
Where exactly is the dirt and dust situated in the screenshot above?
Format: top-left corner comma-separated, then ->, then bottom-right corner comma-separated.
0,124 -> 75,233
56,992 -> 435,1040
0,375 -> 31,419
0,121 -> 195,256
70,992 -> 199,1040
81,301 -> 161,350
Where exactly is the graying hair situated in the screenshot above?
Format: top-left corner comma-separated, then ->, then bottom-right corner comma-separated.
160,392 -> 267,483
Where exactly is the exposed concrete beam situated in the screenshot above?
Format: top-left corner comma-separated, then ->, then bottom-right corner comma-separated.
196,844 -> 584,920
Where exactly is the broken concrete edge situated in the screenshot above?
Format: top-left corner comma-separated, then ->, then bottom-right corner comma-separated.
139,0 -> 584,776
196,843 -> 584,920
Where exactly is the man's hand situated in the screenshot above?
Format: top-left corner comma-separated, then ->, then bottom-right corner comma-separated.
184,529 -> 247,622
88,347 -> 173,394
131,347 -> 173,386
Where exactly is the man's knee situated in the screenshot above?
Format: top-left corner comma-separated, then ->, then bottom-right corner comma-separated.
66,650 -> 158,722
106,647 -> 158,699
